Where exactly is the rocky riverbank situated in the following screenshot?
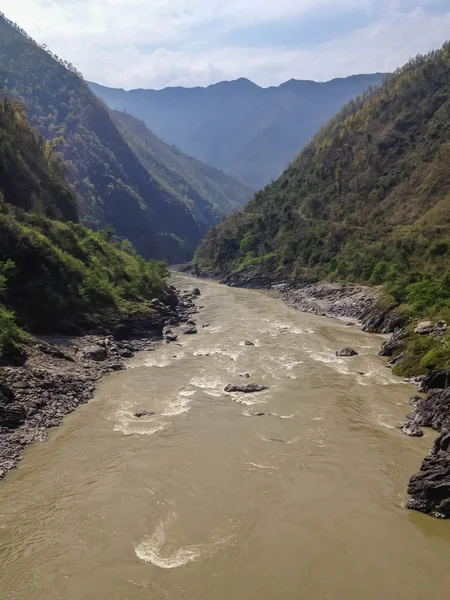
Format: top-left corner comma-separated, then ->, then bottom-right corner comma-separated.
0,287 -> 200,479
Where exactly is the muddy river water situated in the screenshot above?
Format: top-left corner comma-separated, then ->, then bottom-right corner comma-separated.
1,273 -> 450,599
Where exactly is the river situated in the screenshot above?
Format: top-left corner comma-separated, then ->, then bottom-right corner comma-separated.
1,273 -> 450,599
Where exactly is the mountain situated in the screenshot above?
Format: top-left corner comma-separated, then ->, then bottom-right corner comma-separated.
111,110 -> 253,230
195,43 -> 450,371
0,13 -> 250,262
0,95 -> 171,356
89,73 -> 385,189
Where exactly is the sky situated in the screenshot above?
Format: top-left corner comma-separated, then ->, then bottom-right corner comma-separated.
1,0 -> 449,89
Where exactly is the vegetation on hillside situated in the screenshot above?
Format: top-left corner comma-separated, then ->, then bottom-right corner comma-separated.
196,43 -> 450,372
0,95 -> 170,357
0,12 -> 243,262
112,110 -> 252,230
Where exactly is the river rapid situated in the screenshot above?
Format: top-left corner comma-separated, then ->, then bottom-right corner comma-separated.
1,273 -> 450,599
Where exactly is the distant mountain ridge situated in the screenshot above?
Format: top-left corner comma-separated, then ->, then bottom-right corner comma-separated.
0,12 -> 251,262
89,73 -> 386,189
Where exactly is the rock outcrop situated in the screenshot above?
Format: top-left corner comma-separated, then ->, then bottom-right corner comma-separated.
405,386 -> 450,517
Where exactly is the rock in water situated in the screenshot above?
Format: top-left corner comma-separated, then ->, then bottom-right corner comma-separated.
336,347 -> 358,357
166,333 -> 178,342
192,288 -> 201,296
402,420 -> 424,437
134,410 -> 155,418
224,384 -> 268,393
244,340 -> 255,346
183,326 -> 198,335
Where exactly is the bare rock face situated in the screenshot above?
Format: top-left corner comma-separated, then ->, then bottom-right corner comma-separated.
336,347 -> 358,357
405,389 -> 450,517
418,370 -> 450,393
224,384 -> 268,393
406,434 -> 450,518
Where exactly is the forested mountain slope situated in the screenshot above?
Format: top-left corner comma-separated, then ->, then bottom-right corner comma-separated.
89,73 -> 385,189
0,95 -> 171,356
111,110 -> 253,230
0,13 -> 247,262
197,43 -> 450,320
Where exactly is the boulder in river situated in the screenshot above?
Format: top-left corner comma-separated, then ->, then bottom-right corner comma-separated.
336,347 -> 358,357
225,383 -> 268,393
166,333 -> 178,342
192,288 -> 201,296
183,326 -> 198,335
134,410 -> 155,418
402,419 -> 424,437
244,340 -> 255,346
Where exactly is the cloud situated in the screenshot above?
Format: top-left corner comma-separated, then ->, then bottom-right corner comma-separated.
0,1 -> 448,88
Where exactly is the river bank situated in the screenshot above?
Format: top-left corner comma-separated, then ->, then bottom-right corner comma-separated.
180,263 -> 450,518
0,286 -> 200,479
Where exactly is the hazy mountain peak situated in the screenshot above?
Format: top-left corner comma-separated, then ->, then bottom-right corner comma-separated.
89,72 -> 385,189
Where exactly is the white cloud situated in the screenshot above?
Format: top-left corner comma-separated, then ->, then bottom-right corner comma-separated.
0,1 -> 448,88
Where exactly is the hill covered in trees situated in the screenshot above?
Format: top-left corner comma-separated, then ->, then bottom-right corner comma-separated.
0,95 -> 171,357
196,43 -> 450,370
111,110 -> 253,231
0,13 -> 250,262
89,73 -> 385,190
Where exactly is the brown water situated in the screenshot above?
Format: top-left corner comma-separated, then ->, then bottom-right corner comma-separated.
1,273 -> 450,600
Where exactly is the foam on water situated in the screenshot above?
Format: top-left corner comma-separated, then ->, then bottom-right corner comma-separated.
245,462 -> 279,470
114,421 -> 167,437
135,512 -> 232,569
162,396 -> 193,417
135,512 -> 201,569
189,374 -> 226,397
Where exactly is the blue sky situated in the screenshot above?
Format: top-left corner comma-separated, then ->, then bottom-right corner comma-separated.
1,0 -> 449,89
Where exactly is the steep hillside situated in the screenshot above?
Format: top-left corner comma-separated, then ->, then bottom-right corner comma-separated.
196,44 -> 450,326
89,74 -> 384,189
0,12 -> 227,262
111,110 -> 253,230
0,94 -> 171,356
